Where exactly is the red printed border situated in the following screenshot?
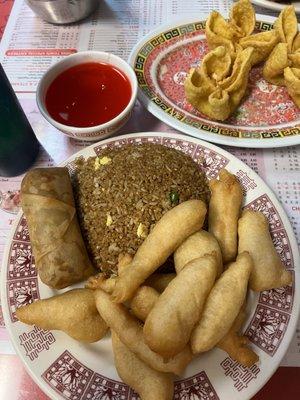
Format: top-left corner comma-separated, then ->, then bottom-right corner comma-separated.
7,241 -> 36,281
19,326 -> 56,362
221,358 -> 260,392
7,278 -> 40,322
13,216 -> 30,242
174,371 -> 220,399
42,350 -> 220,400
245,305 -> 290,356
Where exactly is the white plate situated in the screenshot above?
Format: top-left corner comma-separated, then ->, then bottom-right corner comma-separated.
252,0 -> 300,13
1,132 -> 299,400
129,16 -> 300,148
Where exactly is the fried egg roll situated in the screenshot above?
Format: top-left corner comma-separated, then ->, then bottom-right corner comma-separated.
21,167 -> 94,289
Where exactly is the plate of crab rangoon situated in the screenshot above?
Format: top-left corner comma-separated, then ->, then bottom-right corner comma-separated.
1,132 -> 299,400
129,0 -> 300,147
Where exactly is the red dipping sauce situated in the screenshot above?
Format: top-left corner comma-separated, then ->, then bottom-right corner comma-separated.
45,62 -> 132,128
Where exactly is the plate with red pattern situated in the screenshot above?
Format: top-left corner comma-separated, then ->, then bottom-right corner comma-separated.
129,16 -> 300,148
1,132 -> 299,400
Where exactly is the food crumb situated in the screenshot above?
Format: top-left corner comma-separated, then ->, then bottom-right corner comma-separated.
94,157 -> 100,170
94,156 -> 112,170
100,156 -> 112,165
137,223 -> 148,238
106,213 -> 113,226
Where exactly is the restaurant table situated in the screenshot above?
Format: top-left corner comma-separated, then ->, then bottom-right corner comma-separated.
0,1 -> 300,399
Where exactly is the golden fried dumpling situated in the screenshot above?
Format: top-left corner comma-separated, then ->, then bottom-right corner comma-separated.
284,67 -> 300,107
262,5 -> 300,108
263,43 -> 289,85
217,303 -> 259,367
218,47 -> 254,107
184,46 -> 253,121
206,0 -> 277,66
274,5 -> 298,53
239,30 -> 279,65
206,0 -> 255,52
264,6 -> 298,85
292,32 -> 300,52
16,289 -> 108,343
229,0 -> 256,37
288,49 -> 300,67
205,11 -> 237,53
201,45 -> 233,82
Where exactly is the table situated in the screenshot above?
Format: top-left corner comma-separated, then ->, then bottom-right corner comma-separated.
0,1 -> 299,399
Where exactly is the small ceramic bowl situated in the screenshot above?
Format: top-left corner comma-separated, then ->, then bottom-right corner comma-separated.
36,51 -> 138,141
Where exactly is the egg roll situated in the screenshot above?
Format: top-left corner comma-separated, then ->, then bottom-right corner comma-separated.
117,253 -> 133,274
21,167 -> 94,289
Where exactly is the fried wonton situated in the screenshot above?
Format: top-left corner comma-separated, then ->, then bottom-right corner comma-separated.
292,32 -> 300,52
239,30 -> 279,65
263,42 -> 289,86
205,0 -> 277,65
229,0 -> 256,37
263,5 -> 300,107
184,46 -> 253,121
284,67 -> 300,107
274,5 -> 298,53
206,11 -> 238,54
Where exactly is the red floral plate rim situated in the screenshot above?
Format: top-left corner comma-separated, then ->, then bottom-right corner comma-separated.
1,132 -> 299,400
128,15 -> 300,148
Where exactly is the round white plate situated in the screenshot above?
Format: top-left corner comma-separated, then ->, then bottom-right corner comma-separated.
252,0 -> 300,13
1,132 -> 299,400
128,15 -> 300,148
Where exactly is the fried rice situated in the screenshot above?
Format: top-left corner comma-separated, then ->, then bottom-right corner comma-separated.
73,143 -> 210,274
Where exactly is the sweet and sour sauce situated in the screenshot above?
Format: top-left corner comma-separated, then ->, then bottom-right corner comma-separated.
45,62 -> 132,128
